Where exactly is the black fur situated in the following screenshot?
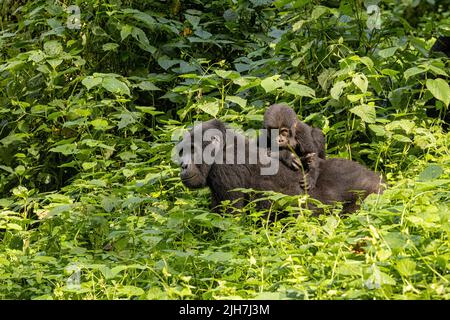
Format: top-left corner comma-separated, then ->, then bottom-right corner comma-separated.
178,119 -> 303,212
178,119 -> 384,215
263,104 -> 326,190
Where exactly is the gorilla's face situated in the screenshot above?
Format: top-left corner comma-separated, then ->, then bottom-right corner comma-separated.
176,120 -> 224,189
178,139 -> 211,188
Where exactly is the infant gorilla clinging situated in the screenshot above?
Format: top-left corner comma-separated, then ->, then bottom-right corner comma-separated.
263,103 -> 326,190
263,104 -> 384,213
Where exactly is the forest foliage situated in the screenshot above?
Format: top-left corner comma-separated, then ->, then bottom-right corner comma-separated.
0,0 -> 449,299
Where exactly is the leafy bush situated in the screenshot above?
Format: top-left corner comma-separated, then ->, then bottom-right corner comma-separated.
0,0 -> 449,299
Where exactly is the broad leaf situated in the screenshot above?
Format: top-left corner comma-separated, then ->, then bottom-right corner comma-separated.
426,78 -> 450,106
102,77 -> 130,96
349,104 -> 376,123
283,82 -> 315,98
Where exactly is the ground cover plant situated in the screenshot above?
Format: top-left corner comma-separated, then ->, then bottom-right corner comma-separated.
0,0 -> 449,299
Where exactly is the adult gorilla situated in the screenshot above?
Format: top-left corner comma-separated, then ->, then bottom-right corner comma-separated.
176,119 -> 383,214
176,119 -> 303,211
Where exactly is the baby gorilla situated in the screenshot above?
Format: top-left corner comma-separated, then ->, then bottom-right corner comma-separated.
263,104 -> 325,190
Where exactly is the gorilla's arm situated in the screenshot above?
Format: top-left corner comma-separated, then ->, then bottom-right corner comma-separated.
294,121 -> 326,159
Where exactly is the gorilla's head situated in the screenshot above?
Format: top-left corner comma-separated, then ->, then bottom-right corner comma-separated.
176,119 -> 226,188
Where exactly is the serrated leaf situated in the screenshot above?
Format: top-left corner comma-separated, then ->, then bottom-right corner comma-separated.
352,73 -> 368,93
137,81 -> 160,91
157,57 -> 180,70
426,78 -> 450,106
404,67 -> 425,79
43,40 -> 63,56
49,144 -> 79,155
90,119 -> 109,130
349,104 -> 376,123
6,223 -> 22,231
120,25 -> 133,40
226,96 -> 247,108
117,286 -> 145,297
102,43 -> 119,51
392,134 -> 411,143
330,81 -> 347,100
261,76 -> 284,93
396,259 -> 416,277
82,162 -> 97,170
368,124 -> 386,136
117,113 -> 136,129
102,77 -> 130,96
82,76 -> 102,90
283,82 -> 315,98
47,59 -> 63,69
131,27 -> 156,53
132,11 -> 156,27
197,101 -> 219,117
418,164 -> 443,181
203,251 -> 233,262
377,47 -> 397,58
135,106 -> 164,115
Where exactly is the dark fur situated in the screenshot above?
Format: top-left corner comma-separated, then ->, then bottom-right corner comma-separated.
263,104 -> 326,189
306,153 -> 385,214
430,36 -> 450,57
264,104 -> 326,159
178,119 -> 303,212
178,120 -> 383,214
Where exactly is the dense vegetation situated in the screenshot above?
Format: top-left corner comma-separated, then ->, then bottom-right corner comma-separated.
0,0 -> 449,299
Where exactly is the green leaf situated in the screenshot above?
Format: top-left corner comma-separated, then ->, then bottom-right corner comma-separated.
418,164 -> 443,181
117,113 -> 136,129
117,286 -> 145,297
261,76 -> 284,93
392,134 -> 411,143
90,119 -> 109,130
426,78 -> 450,106
185,14 -> 200,28
395,259 -> 416,277
43,40 -> 63,56
352,73 -> 368,93
6,223 -> 22,231
102,77 -> 130,96
202,251 -> 233,263
404,67 -> 425,79
49,144 -> 79,155
132,11 -> 156,27
102,43 -> 119,51
137,81 -> 160,91
132,27 -> 156,53
82,76 -> 102,90
368,124 -> 386,137
226,96 -> 247,108
47,59 -> 63,69
377,47 -> 397,58
0,165 -> 14,174
82,162 -> 97,170
135,106 -> 164,115
120,25 -> 133,40
336,261 -> 362,276
197,101 -> 219,117
349,104 -> 376,123
15,165 -> 25,176
283,82 -> 315,98
330,81 -> 347,100
215,70 -> 240,79
157,57 -> 180,70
